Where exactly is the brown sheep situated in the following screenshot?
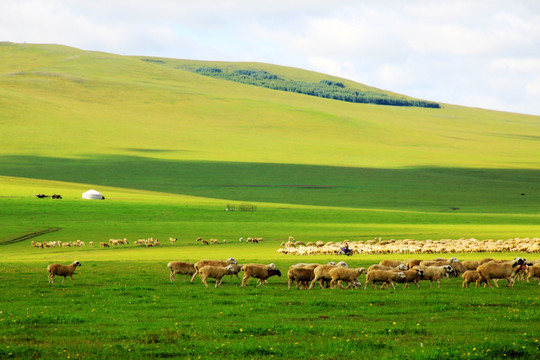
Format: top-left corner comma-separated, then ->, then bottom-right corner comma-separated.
404,259 -> 422,269
287,267 -> 316,289
198,265 -> 235,288
167,261 -> 196,282
364,270 -> 406,290
449,261 -> 467,277
476,258 -> 526,288
190,258 -> 237,282
47,261 -> 81,284
414,265 -> 454,288
461,270 -> 488,288
394,268 -> 424,288
308,263 -> 348,290
526,264 -> 540,284
225,263 -> 243,282
480,258 -> 495,265
328,267 -> 366,289
368,264 -> 407,272
379,260 -> 405,268
462,260 -> 480,270
419,257 -> 458,268
241,264 -> 281,287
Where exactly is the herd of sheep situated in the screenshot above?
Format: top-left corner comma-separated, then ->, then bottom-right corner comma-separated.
33,236 -> 265,248
47,256 -> 540,290
278,237 -> 540,255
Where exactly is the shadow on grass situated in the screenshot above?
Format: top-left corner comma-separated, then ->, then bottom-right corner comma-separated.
0,154 -> 537,212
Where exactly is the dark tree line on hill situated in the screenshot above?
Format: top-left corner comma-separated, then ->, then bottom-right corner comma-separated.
193,67 -> 440,108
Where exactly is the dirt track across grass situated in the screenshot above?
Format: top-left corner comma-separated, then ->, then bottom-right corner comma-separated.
0,227 -> 61,246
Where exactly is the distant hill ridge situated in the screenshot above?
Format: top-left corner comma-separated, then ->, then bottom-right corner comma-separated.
142,58 -> 440,108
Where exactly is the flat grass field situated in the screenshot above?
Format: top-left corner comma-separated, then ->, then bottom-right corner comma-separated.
1,43 -> 539,359
1,186 -> 539,360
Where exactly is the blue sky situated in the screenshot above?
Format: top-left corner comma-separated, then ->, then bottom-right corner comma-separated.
1,0 -> 539,115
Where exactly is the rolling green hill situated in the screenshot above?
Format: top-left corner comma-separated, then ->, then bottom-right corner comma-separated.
1,42 -> 539,214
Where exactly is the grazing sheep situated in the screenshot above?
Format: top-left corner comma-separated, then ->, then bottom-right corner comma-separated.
47,261 -> 81,284
241,264 -> 281,287
169,237 -> 177,244
364,270 -> 406,290
198,265 -> 235,288
100,242 -> 109,248
308,263 -> 348,289
461,270 -> 488,288
379,260 -> 405,268
526,264 -> 540,284
89,241 -> 94,246
167,261 -> 196,282
191,258 -> 237,282
287,267 -> 316,289
414,265 -> 454,288
329,267 -> 366,289
462,260 -> 480,270
476,258 -> 526,288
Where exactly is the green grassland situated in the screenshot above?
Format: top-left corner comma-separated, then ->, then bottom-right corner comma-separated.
1,42 -> 539,359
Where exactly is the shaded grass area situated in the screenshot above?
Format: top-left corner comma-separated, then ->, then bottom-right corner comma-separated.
0,155 -> 538,213
0,261 -> 538,360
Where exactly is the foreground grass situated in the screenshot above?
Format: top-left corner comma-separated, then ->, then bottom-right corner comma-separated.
0,260 -> 538,360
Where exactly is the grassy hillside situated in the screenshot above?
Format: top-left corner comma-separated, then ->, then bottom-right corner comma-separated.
1,42 -> 539,169
1,42 -> 539,215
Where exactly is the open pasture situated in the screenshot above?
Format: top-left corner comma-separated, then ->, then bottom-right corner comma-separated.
1,256 -> 539,360
1,191 -> 539,359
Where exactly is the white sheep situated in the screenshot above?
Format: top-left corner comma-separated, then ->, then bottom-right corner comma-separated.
47,261 -> 81,284
198,265 -> 235,288
167,261 -> 196,282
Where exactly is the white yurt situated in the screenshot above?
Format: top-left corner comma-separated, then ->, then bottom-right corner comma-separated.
82,189 -> 105,200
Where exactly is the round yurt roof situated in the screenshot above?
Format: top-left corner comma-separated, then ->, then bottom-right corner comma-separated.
82,189 -> 104,200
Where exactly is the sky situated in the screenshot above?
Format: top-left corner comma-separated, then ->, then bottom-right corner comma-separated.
1,0 -> 540,115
